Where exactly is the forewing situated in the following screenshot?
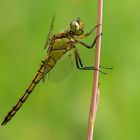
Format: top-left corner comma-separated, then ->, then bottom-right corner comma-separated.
48,49 -> 75,82
44,15 -> 55,49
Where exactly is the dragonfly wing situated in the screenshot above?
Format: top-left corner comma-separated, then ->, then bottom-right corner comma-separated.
44,15 -> 55,49
48,49 -> 75,82
42,60 -> 49,82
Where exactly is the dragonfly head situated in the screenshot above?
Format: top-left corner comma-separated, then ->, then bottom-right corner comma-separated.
70,18 -> 84,36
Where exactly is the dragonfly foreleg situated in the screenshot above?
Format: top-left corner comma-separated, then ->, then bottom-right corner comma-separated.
79,24 -> 101,39
74,48 -> 107,74
77,33 -> 102,49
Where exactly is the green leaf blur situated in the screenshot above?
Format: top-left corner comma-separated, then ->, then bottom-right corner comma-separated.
0,0 -> 139,140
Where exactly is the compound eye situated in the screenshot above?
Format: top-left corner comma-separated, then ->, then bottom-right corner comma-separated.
70,21 -> 80,31
74,21 -> 80,30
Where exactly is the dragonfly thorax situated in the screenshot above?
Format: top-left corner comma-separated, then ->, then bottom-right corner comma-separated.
70,18 -> 84,36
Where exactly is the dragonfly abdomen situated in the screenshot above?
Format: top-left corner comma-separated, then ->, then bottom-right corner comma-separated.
1,60 -> 46,125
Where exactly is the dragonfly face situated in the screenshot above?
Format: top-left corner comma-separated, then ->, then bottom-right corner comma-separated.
70,18 -> 84,36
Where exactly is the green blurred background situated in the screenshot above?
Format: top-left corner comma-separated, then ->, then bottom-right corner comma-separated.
0,0 -> 140,140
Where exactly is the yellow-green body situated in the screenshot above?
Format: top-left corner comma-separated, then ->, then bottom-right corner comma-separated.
46,36 -> 74,70
2,30 -> 76,125
2,17 -> 86,125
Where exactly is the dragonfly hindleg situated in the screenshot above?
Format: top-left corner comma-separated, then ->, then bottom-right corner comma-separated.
99,66 -> 113,69
74,48 -> 107,74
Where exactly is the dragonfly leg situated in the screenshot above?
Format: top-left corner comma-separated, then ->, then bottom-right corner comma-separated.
99,66 -> 113,69
79,24 -> 102,39
74,48 -> 107,74
77,33 -> 102,49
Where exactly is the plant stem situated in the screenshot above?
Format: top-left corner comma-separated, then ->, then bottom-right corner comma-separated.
86,0 -> 103,140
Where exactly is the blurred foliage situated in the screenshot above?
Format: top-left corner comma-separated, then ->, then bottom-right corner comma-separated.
0,0 -> 140,140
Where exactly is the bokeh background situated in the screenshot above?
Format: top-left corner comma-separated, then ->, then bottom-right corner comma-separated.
0,0 -> 140,140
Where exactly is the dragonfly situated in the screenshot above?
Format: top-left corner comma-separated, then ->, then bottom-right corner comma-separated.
1,16 -> 111,126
